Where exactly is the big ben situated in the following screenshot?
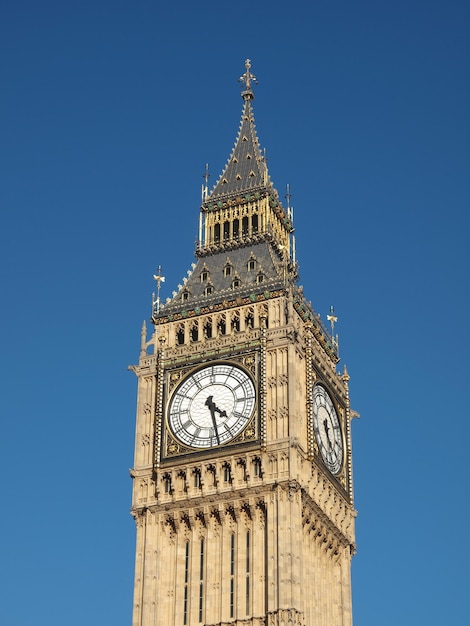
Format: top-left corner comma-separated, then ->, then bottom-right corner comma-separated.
129,60 -> 357,626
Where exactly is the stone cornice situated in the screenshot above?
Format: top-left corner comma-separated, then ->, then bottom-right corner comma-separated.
154,287 -> 287,325
301,486 -> 355,554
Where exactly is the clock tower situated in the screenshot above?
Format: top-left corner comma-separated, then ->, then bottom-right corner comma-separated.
129,60 -> 357,626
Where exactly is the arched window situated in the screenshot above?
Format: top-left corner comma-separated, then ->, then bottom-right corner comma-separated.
176,325 -> 185,345
203,318 -> 213,339
190,322 -> 199,342
223,462 -> 232,483
217,315 -> 226,336
252,456 -> 262,478
162,473 -> 172,494
193,468 -> 202,489
231,313 -> 240,332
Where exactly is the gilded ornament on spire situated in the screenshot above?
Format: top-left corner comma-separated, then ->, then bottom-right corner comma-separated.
239,59 -> 257,99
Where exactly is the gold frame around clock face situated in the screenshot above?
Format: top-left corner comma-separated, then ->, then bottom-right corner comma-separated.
167,362 -> 256,449
312,384 -> 344,475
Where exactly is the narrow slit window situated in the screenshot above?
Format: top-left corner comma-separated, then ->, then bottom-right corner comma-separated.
230,533 -> 235,618
199,538 -> 205,622
246,530 -> 250,615
183,541 -> 189,625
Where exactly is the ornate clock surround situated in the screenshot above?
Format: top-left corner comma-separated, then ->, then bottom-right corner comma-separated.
307,341 -> 350,494
160,352 -> 260,462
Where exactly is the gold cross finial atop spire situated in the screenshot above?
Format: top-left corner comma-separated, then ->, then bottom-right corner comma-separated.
239,59 -> 257,96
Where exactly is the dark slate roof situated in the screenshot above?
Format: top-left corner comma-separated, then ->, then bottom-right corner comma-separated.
208,97 -> 274,200
156,241 -> 285,318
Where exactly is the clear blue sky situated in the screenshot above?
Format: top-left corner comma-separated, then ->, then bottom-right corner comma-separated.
1,1 -> 469,624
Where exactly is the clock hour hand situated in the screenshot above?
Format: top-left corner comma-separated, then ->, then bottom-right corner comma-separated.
205,396 -> 221,445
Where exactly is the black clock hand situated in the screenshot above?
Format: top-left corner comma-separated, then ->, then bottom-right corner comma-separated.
205,396 -> 227,418
323,417 -> 333,449
205,396 -> 221,445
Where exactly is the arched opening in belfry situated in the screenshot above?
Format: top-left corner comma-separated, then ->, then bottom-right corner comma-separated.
242,216 -> 249,236
233,219 -> 240,239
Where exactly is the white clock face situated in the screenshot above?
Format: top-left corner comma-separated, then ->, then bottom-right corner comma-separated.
312,384 -> 344,475
167,363 -> 256,449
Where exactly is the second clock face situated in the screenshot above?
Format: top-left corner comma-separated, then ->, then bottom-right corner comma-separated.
312,384 -> 344,475
167,363 -> 256,449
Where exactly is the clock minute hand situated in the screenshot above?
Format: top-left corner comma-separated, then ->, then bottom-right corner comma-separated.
205,396 -> 221,445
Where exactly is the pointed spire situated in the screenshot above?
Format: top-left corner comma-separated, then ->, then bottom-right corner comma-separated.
207,60 -> 272,200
